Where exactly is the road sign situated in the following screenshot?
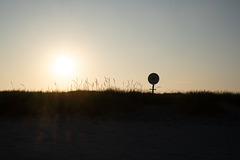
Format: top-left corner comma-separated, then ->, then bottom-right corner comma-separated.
148,73 -> 159,94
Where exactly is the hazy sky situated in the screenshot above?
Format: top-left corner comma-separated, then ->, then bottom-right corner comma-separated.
1,0 -> 240,92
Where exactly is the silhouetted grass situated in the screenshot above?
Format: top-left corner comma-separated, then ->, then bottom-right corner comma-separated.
0,90 -> 239,117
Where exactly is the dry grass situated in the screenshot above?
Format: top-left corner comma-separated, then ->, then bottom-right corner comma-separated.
0,90 -> 239,118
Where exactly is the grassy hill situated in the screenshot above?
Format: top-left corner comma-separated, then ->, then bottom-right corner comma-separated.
0,90 -> 239,118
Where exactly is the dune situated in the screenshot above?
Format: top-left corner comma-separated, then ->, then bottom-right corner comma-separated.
1,91 -> 240,159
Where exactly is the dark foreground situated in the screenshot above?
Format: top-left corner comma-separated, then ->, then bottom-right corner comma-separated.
0,114 -> 240,160
1,91 -> 240,159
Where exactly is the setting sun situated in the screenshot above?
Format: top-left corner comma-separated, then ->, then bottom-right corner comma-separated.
52,55 -> 76,77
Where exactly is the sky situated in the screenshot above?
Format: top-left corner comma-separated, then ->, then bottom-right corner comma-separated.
0,0 -> 240,92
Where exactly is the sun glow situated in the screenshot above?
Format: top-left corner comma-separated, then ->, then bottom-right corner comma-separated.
52,55 -> 77,77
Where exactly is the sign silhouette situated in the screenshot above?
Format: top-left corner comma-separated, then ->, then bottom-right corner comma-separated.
148,73 -> 159,94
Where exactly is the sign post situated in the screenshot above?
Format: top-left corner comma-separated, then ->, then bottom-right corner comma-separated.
148,73 -> 159,94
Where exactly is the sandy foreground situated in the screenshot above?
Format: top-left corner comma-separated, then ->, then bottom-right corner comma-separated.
0,111 -> 240,160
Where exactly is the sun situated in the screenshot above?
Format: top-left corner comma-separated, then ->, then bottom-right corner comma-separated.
52,55 -> 76,77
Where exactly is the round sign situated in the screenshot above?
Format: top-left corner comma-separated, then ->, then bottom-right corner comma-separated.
148,73 -> 159,85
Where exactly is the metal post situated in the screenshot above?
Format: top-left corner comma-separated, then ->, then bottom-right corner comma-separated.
152,84 -> 155,94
